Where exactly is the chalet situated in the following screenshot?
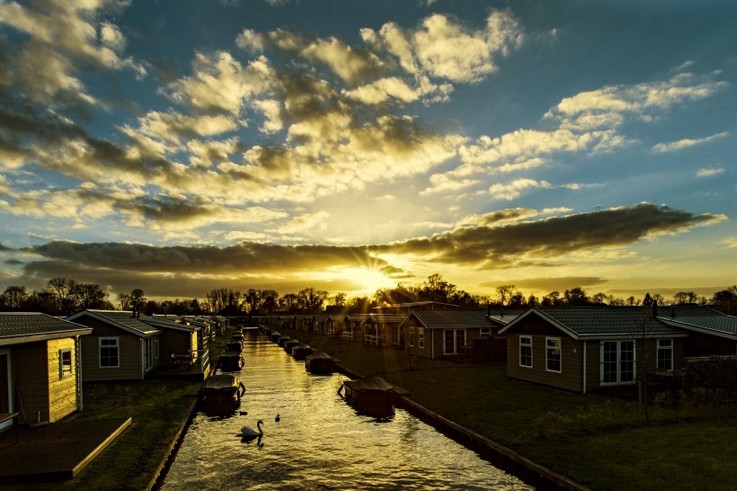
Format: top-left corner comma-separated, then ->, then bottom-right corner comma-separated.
401,310 -> 498,360
67,309 -> 161,382
142,315 -> 202,368
498,306 -> 688,394
342,314 -> 370,341
314,314 -> 336,336
0,313 -> 92,430
364,313 -> 406,347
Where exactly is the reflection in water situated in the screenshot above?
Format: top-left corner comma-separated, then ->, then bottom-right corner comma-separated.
161,332 -> 532,490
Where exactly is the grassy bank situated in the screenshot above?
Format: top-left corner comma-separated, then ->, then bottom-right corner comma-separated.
279,328 -> 737,491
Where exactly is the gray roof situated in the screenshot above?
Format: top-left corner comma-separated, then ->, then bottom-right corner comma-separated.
369,313 -> 406,323
140,315 -> 198,333
0,312 -> 93,345
486,308 -> 527,325
404,310 -> 495,329
500,306 -> 687,339
656,304 -> 737,339
67,310 -> 161,337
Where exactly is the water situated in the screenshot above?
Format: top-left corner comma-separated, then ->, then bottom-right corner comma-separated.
161,332 -> 532,490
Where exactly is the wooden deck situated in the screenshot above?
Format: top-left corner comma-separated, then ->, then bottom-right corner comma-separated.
0,417 -> 132,483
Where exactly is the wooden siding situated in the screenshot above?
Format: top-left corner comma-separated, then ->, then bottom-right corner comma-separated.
12,342 -> 50,423
404,318 -> 432,358
506,333 -> 583,392
78,316 -> 143,381
46,338 -> 79,422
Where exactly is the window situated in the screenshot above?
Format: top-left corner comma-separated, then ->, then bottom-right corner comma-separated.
408,326 -> 415,347
59,348 -> 72,379
601,340 -> 636,385
546,337 -> 561,373
657,339 -> 673,371
443,329 -> 466,355
418,327 -> 424,349
99,337 -> 120,368
480,328 -> 491,338
519,336 -> 532,368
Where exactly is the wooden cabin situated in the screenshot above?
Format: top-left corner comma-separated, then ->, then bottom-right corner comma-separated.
67,309 -> 162,382
0,312 -> 92,429
142,315 -> 202,368
499,306 -> 689,394
364,313 -> 406,347
342,314 -> 370,341
401,310 -> 498,360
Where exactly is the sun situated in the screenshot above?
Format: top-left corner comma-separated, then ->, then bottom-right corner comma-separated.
345,266 -> 394,296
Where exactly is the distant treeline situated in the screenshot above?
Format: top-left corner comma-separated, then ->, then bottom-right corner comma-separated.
1,275 -> 736,317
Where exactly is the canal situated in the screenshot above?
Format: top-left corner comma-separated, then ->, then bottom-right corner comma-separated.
161,331 -> 532,490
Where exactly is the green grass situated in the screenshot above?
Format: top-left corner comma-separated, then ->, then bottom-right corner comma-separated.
280,327 -> 737,490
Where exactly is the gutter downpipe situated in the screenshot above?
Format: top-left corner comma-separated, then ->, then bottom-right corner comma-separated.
582,340 -> 587,395
77,336 -> 84,411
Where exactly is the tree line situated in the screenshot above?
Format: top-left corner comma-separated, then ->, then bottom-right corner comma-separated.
1,275 -> 736,316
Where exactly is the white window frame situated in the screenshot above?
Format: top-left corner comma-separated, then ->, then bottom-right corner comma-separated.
99,337 -> 120,368
657,338 -> 673,372
600,340 -> 636,385
418,327 -> 424,349
519,335 -> 533,368
408,326 -> 415,347
546,337 -> 562,373
480,327 -> 491,338
59,348 -> 73,379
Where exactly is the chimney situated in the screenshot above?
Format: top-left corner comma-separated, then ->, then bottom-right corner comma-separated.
652,300 -> 658,318
132,307 -> 137,318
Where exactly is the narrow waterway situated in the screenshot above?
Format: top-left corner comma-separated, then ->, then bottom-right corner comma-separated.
161,331 -> 532,490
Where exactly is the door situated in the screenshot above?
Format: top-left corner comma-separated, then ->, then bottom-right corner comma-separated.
0,350 -> 12,431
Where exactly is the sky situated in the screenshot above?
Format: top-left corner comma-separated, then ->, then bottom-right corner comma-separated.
0,0 -> 736,304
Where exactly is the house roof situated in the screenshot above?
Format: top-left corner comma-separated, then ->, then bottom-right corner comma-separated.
402,310 -> 494,329
140,315 -> 199,333
656,304 -> 737,340
0,312 -> 93,346
344,313 -> 371,321
486,308 -> 527,325
369,313 -> 406,323
67,310 -> 161,337
499,306 -> 687,339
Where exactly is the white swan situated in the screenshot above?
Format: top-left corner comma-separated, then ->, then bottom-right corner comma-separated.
241,419 -> 264,439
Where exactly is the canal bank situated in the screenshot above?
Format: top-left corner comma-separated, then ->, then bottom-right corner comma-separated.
150,328 -> 583,490
333,361 -> 586,491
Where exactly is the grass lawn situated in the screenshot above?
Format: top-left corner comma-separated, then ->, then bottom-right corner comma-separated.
281,327 -> 737,491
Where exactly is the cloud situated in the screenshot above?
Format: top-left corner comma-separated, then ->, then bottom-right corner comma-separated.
545,72 -> 728,131
373,203 -> 726,268
0,0 -> 144,105
12,203 -> 725,298
489,178 -> 551,200
364,10 -> 523,83
651,131 -> 729,153
696,167 -> 726,178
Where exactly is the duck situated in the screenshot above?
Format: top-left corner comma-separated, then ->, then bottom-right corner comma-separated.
275,414 -> 280,423
240,419 -> 264,439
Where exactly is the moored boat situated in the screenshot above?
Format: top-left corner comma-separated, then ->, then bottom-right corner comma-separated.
269,331 -> 281,342
277,335 -> 292,347
305,351 -> 335,375
218,350 -> 245,372
198,373 -> 246,417
338,376 -> 405,420
283,338 -> 301,353
291,344 -> 314,360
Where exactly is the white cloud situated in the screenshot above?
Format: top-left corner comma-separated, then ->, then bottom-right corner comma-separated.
651,131 -> 729,153
696,167 -> 726,178
489,178 -> 551,200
